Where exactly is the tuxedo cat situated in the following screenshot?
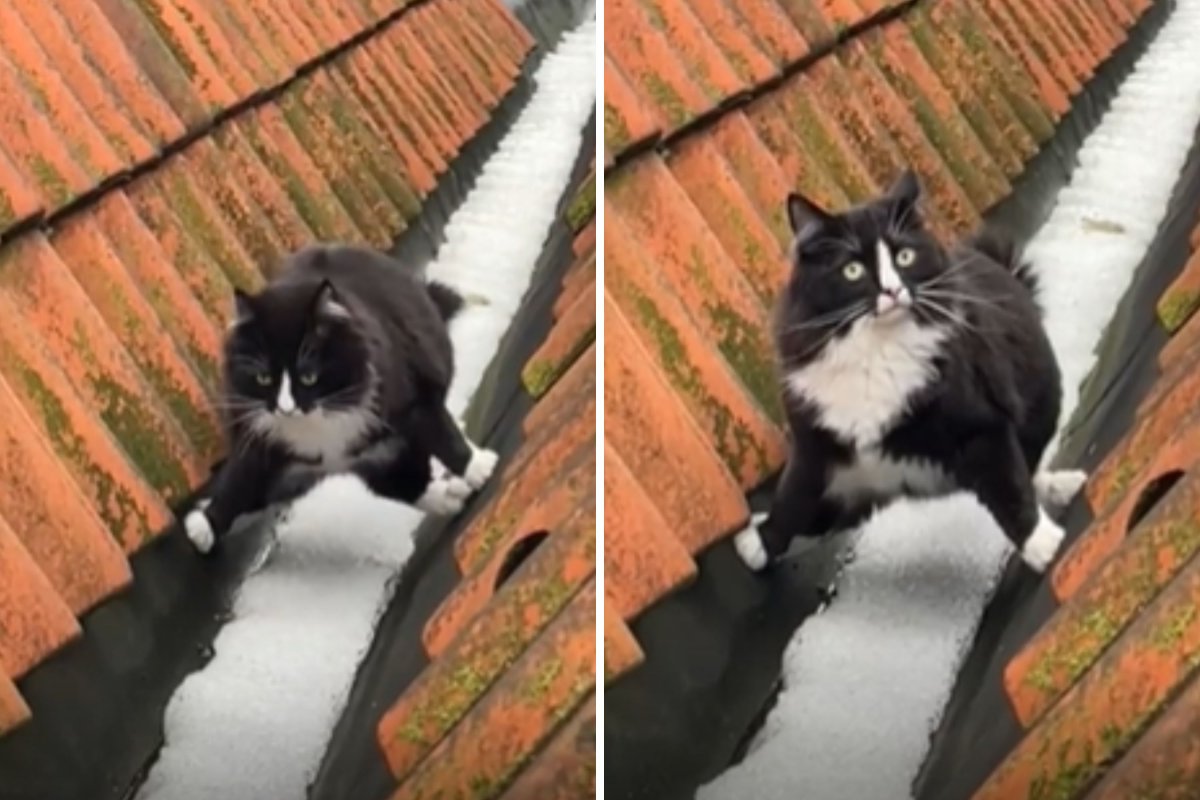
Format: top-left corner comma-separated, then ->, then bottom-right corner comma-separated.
184,244 -> 498,554
735,171 -> 1085,573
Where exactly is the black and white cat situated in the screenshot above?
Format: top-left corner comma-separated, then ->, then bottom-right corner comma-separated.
735,171 -> 1085,574
183,243 -> 498,554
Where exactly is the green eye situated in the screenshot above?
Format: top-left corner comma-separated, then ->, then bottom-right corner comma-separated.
299,371 -> 318,387
843,261 -> 866,281
896,247 -> 917,268
255,372 -> 272,387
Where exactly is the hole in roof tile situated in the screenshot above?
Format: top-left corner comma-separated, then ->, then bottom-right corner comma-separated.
1127,470 -> 1186,533
494,530 -> 550,590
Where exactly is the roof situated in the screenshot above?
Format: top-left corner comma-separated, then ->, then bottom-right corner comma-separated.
972,210 -> 1200,798
0,0 -> 531,744
375,172 -> 598,798
602,0 -> 1150,685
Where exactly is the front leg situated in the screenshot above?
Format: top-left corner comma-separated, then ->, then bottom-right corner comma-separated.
955,426 -> 1064,573
351,442 -> 470,516
734,444 -> 830,571
184,445 -> 276,555
411,404 -> 498,490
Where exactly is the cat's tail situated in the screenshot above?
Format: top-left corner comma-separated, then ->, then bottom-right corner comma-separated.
969,229 -> 1039,299
426,281 -> 465,321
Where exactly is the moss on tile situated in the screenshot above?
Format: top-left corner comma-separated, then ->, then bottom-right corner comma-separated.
0,192 -> 17,228
641,73 -> 689,127
1023,606 -> 1121,693
160,171 -> 261,292
521,327 -> 594,399
237,121 -> 346,240
567,172 -> 596,231
623,281 -> 772,480
29,156 -> 71,206
1157,289 -> 1200,333
90,372 -> 189,501
129,0 -> 198,79
11,362 -> 152,546
707,302 -> 782,424
1152,604 -> 1198,653
474,513 -> 519,569
784,87 -> 872,203
605,102 -> 632,150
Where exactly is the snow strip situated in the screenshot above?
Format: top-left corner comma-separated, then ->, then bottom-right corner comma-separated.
136,15 -> 596,800
700,3 -> 1200,798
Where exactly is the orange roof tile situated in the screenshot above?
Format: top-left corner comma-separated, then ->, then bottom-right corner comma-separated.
374,172 -> 596,796
976,203 -> 1200,797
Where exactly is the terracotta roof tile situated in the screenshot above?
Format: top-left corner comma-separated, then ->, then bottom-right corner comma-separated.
0,671 -> 30,737
604,592 -> 646,685
379,506 -> 595,777
375,172 -> 594,796
980,535 -> 1200,799
982,201 -> 1200,796
496,695 -> 596,800
603,441 -> 697,621
0,511 -> 80,677
391,582 -> 596,800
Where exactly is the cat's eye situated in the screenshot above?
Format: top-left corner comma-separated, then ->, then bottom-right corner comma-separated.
896,247 -> 917,268
842,261 -> 866,281
255,372 -> 272,387
299,371 -> 318,387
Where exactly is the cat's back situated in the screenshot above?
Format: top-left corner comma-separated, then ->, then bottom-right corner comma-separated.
278,244 -> 427,309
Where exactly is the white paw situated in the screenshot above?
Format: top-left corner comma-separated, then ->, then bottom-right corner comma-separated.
463,447 -> 499,490
185,510 -> 215,554
442,474 -> 472,502
1035,469 -> 1088,509
1021,510 -> 1065,573
734,527 -> 769,571
415,479 -> 467,516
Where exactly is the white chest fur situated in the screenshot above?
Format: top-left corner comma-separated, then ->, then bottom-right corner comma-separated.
826,448 -> 952,504
253,408 -> 377,470
785,315 -> 950,448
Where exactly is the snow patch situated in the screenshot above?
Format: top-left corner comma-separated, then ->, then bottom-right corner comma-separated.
137,14 -> 596,799
701,2 -> 1200,796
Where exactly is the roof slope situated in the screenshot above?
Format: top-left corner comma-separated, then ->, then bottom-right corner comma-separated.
375,173 -> 598,799
603,0 -> 1152,686
973,208 -> 1200,799
0,0 -> 533,740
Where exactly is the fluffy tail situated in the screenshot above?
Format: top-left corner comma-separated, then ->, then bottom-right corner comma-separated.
969,228 -> 1039,297
426,281 -> 464,321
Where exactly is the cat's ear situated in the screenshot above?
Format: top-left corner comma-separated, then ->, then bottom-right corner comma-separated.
786,193 -> 832,240
885,169 -> 922,218
233,289 -> 255,325
311,280 -> 352,321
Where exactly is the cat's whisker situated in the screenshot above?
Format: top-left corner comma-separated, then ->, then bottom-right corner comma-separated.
916,297 -> 987,336
790,309 -> 868,362
918,288 -> 1025,323
781,304 -> 870,333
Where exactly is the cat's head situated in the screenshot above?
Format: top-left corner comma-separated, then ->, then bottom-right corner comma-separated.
782,170 -> 949,329
223,280 -> 374,428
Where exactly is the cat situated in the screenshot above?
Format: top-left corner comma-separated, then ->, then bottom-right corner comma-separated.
183,243 -> 499,554
734,170 -> 1086,574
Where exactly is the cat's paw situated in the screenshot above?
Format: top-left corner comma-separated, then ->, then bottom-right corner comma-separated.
734,515 -> 771,571
415,478 -> 467,516
1035,469 -> 1088,510
1021,512 -> 1065,573
184,509 -> 215,555
463,447 -> 499,490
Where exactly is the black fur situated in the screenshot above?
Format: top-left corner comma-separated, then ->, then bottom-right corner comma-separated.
426,281 -> 465,321
193,244 -> 474,547
755,171 -> 1062,566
